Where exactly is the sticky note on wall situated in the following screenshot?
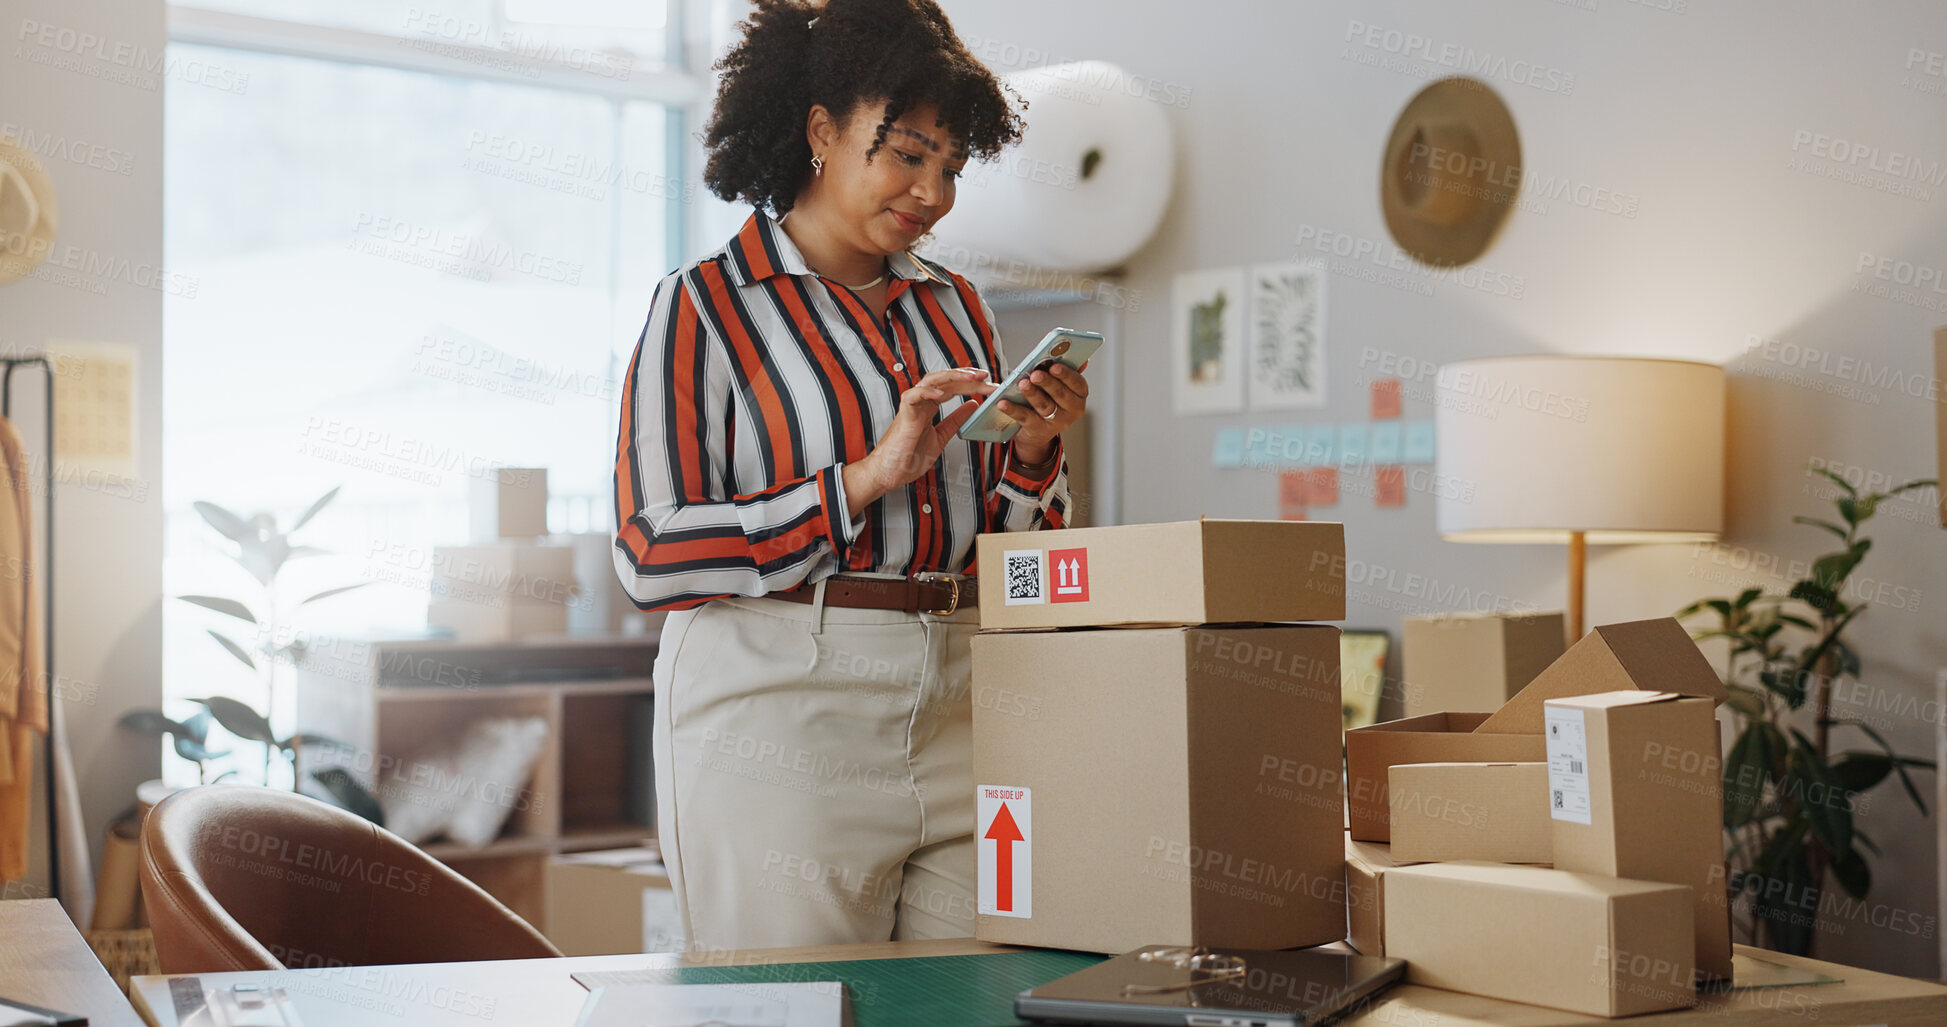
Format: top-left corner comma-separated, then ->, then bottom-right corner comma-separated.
1369,422 -> 1403,463
1213,428 -> 1244,468
1404,420 -> 1436,463
1338,424 -> 1369,465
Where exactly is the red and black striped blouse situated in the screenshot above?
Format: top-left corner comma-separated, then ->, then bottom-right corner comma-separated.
612,209 -> 1069,612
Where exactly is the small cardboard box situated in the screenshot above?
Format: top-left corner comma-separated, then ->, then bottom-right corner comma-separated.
544,847 -> 682,956
1385,861 -> 1696,1018
1344,833 -> 1403,956
1402,612 -> 1565,718
1389,762 -> 1552,865
974,519 -> 1345,630
1343,714 -> 1545,842
470,467 -> 549,539
1475,618 -> 1727,735
971,625 -> 1344,953
1546,691 -> 1734,981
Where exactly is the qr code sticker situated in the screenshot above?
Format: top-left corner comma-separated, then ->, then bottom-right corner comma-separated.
1002,549 -> 1046,605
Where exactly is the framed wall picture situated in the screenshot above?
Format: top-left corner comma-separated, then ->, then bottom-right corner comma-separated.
1247,261 -> 1327,410
1170,267 -> 1247,414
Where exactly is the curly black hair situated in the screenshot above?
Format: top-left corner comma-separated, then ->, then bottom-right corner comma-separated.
702,0 -> 1027,219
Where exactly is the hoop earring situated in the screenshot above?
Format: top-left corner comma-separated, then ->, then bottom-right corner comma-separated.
810,154 -> 824,176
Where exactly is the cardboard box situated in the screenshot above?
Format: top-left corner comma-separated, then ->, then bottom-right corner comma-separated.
1344,833 -> 1403,956
974,519 -> 1344,630
425,599 -> 568,642
1402,612 -> 1564,718
971,625 -> 1343,953
470,467 -> 549,539
1386,861 -> 1696,1018
1475,618 -> 1727,735
1344,713 -> 1545,842
544,847 -> 682,956
1389,762 -> 1552,865
1546,691 -> 1733,981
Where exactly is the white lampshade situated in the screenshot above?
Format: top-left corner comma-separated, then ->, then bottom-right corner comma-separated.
1434,356 -> 1724,544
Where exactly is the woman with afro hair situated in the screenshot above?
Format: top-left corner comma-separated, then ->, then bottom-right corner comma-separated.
612,0 -> 1087,949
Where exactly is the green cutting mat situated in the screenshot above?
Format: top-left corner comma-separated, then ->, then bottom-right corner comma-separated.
613,951 -> 1105,1027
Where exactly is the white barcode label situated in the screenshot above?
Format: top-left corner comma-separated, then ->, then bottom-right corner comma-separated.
1545,705 -> 1592,825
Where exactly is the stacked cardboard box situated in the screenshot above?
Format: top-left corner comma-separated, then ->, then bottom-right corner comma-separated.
1401,611 -> 1565,718
425,543 -> 578,642
1342,618 -> 1734,1015
970,519 -> 1348,954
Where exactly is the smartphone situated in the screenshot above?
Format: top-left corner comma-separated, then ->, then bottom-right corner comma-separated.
956,328 -> 1104,443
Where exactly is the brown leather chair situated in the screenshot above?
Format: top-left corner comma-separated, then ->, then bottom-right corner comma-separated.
139,784 -> 561,972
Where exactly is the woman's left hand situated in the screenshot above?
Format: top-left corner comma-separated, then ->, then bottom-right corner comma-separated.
998,360 -> 1089,463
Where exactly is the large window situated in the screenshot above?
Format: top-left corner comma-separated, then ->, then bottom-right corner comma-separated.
161,3 -> 697,784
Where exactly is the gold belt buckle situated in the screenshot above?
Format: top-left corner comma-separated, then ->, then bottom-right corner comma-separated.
915,572 -> 960,615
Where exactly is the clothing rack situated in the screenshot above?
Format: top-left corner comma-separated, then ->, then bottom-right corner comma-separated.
0,355 -> 57,900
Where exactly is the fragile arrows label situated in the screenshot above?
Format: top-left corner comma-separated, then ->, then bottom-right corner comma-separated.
1048,547 -> 1089,603
977,784 -> 1032,918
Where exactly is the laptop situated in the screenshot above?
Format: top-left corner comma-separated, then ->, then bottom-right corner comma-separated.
1015,945 -> 1405,1027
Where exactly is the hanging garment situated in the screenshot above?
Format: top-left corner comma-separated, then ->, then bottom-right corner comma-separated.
0,412 -> 46,882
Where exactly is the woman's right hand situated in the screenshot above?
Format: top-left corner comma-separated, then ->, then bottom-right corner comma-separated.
842,368 -> 993,516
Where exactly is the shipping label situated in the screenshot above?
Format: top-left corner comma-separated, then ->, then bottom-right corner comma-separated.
977,784 -> 1032,917
1002,549 -> 1047,605
1545,705 -> 1593,825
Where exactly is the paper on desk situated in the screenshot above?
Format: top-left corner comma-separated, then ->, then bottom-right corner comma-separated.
572,981 -> 847,1027
0,999 -> 59,1027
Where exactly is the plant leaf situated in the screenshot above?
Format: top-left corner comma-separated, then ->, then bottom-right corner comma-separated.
290,485 -> 342,532
1788,581 -> 1839,617
1809,465 -> 1857,496
1832,717 -> 1931,814
172,735 -> 229,763
299,583 -> 368,606
206,629 -> 258,670
1734,587 -> 1764,609
179,709 -> 212,744
1827,752 -> 1893,793
194,696 -> 278,744
1787,728 -> 1852,856
193,500 -> 254,542
1722,724 -> 1769,828
1724,684 -> 1768,719
278,732 -> 353,756
178,594 -> 257,624
117,710 -> 189,737
1830,846 -> 1871,899
311,768 -> 386,826
1792,516 -> 1849,541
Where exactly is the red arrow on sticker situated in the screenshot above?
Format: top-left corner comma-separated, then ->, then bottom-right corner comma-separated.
985,802 -> 1024,912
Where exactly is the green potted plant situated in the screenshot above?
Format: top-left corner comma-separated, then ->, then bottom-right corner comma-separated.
121,486 -> 382,822
1678,467 -> 1936,956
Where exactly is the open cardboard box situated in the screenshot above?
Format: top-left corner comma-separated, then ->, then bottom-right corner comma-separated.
1346,618 -> 1726,842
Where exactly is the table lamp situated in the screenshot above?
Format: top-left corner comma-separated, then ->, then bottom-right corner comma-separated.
1434,356 -> 1725,643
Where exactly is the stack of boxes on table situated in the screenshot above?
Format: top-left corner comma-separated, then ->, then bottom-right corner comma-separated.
968,520 -> 1735,1019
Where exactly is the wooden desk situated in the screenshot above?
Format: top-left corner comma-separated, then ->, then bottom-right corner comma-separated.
0,899 -> 146,1027
130,940 -> 1947,1027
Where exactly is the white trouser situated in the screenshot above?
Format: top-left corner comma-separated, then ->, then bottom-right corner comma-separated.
650,586 -> 980,953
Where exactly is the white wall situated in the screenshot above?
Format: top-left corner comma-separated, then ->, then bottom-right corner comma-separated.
951,0 -> 1946,977
2,0 -> 166,887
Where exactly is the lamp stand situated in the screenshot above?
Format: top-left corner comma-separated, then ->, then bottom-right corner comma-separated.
1566,530 -> 1586,645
